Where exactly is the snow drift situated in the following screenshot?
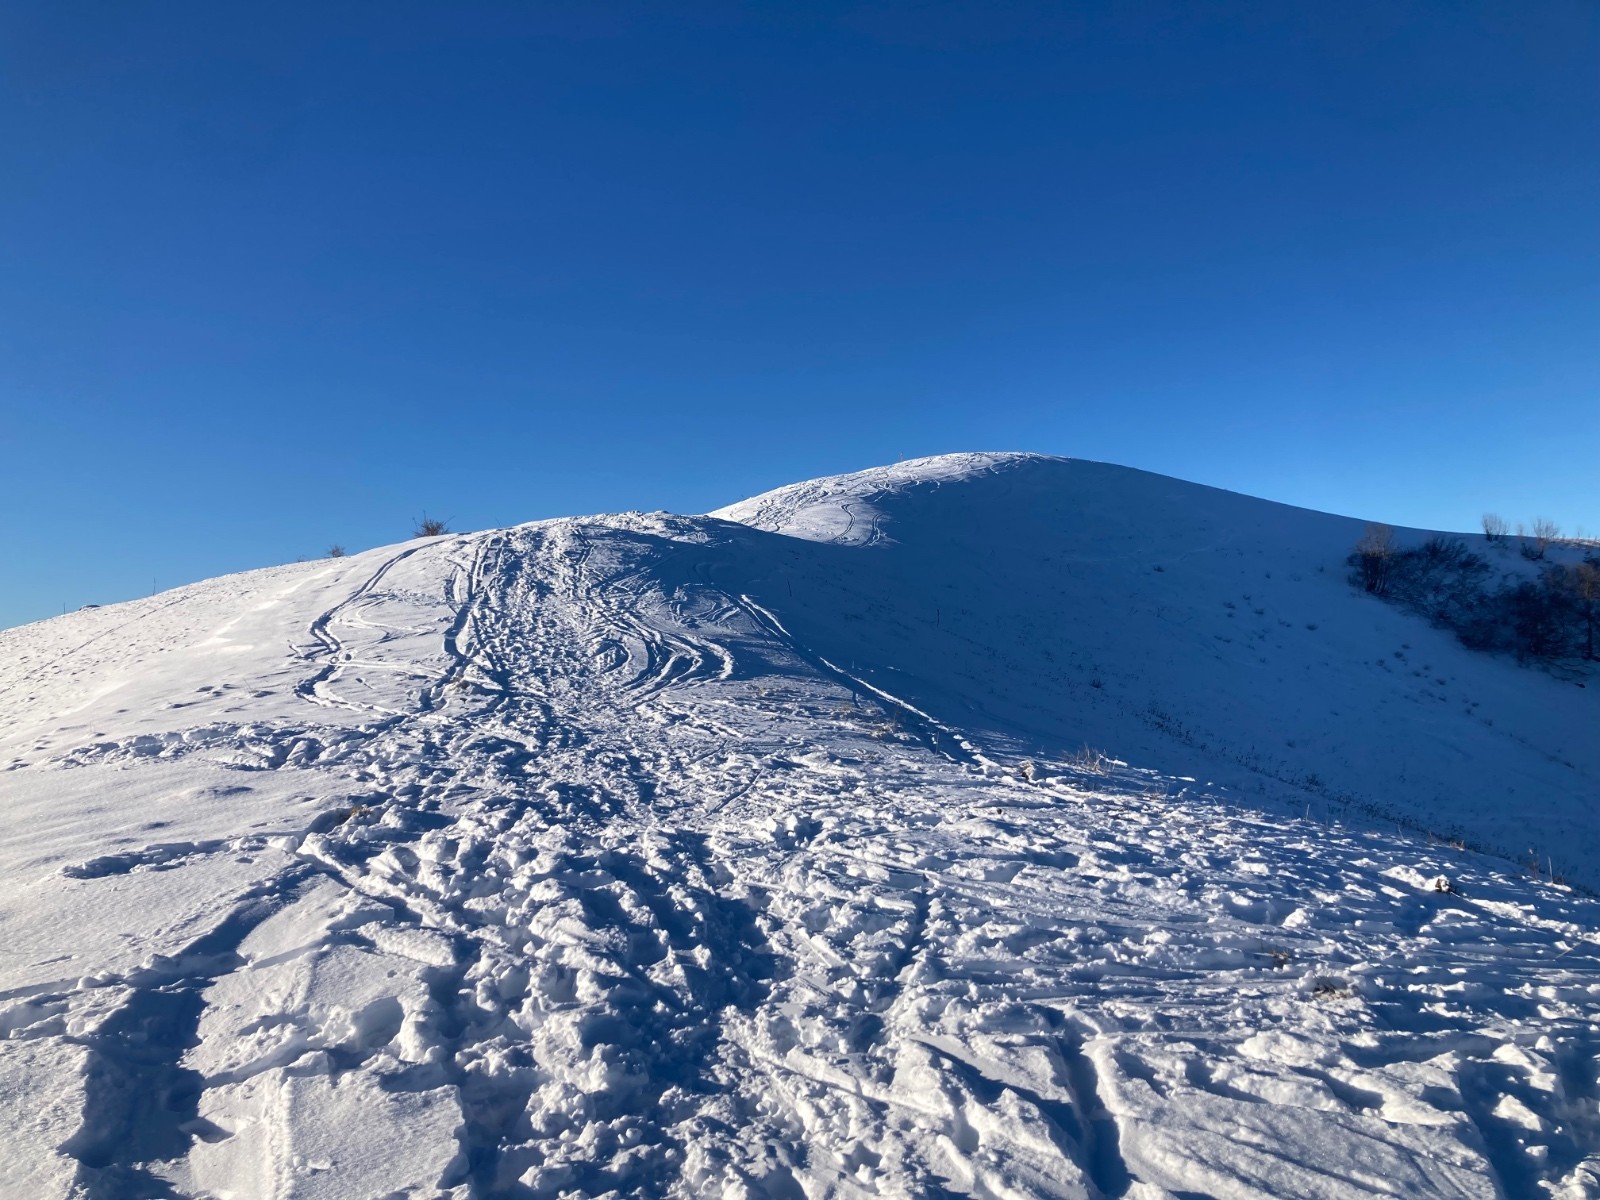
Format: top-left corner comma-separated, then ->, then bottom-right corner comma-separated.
1,452 -> 1596,1198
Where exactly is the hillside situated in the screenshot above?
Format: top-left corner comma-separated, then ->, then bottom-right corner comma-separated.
1,453 -> 1596,1198
716,453 -> 1598,874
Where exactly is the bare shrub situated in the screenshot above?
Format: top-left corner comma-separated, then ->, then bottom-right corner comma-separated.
1507,579 -> 1566,659
414,514 -> 450,538
1352,522 -> 1397,595
328,545 -> 346,558
1551,558 -> 1600,661
1340,532 -> 1594,663
1567,528 -> 1600,550
1482,513 -> 1508,542
1521,517 -> 1560,561
1068,744 -> 1111,775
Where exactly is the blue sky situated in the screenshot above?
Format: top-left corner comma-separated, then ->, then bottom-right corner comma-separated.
2,1 -> 1595,628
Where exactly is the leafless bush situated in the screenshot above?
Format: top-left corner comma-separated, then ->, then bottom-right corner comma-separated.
1481,513 -> 1507,542
1521,517 -> 1560,561
1352,522 -> 1397,595
328,545 -> 346,558
1068,744 -> 1111,775
1551,559 -> 1600,661
414,514 -> 450,538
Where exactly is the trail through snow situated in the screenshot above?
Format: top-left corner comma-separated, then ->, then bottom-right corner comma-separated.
2,454 -> 1597,1198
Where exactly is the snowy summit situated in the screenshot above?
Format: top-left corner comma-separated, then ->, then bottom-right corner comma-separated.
2,452 -> 1597,1198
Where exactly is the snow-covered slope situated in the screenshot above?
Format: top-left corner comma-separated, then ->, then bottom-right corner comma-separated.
2,453 -> 1597,1199
715,453 -> 1598,876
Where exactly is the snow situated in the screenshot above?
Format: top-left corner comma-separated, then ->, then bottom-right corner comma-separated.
1,451 -> 1597,1198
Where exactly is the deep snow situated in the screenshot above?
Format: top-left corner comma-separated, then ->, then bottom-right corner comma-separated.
1,452 -> 1596,1198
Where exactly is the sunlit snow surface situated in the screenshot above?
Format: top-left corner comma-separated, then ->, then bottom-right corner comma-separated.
2,453 -> 1597,1198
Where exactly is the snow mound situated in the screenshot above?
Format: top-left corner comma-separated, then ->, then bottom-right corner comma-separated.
1,456 -> 1597,1198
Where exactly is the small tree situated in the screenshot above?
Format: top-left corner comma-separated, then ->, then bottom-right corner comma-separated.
328,545 -> 346,558
413,514 -> 449,538
1482,513 -> 1508,543
1353,522 -> 1397,595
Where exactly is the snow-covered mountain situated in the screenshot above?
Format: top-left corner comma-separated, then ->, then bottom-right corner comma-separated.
2,452 -> 1596,1199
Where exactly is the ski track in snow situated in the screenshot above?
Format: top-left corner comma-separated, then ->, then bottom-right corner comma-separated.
1,455 -> 1597,1198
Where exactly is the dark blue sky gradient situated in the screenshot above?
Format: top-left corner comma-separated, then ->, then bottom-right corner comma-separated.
2,2 -> 1595,626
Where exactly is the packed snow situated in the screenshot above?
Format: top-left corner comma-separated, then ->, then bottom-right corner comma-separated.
1,452 -> 1596,1198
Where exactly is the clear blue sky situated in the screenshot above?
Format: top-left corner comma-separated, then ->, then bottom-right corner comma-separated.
2,1 -> 1595,628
